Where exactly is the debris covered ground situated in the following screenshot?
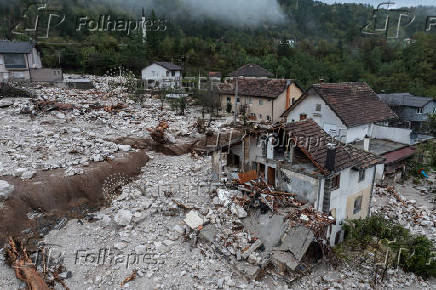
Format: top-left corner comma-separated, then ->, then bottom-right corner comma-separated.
0,78 -> 435,289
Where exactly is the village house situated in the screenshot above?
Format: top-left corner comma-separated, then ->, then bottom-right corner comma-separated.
0,41 -> 44,81
225,120 -> 383,245
282,82 -> 398,143
281,82 -> 430,182
229,64 -> 273,79
141,61 -> 182,89
218,78 -> 304,123
378,93 -> 436,134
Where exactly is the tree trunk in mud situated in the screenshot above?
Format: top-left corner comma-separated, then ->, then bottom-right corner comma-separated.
5,237 -> 50,290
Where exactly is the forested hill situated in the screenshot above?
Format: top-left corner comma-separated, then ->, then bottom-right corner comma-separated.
1,0 -> 436,97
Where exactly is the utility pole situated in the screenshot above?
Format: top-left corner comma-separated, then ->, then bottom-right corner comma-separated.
234,78 -> 238,122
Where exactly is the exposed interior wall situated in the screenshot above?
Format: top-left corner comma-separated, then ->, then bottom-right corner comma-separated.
279,168 -> 319,204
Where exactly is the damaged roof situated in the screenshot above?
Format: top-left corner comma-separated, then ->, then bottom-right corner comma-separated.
153,61 -> 182,71
378,93 -> 434,108
229,64 -> 273,78
0,41 -> 34,54
218,78 -> 293,99
283,82 -> 397,127
281,120 -> 384,174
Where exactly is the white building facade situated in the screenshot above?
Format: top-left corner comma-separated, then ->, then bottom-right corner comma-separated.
141,62 -> 182,89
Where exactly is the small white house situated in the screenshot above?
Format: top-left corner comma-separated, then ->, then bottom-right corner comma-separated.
282,82 -> 398,144
141,61 -> 182,89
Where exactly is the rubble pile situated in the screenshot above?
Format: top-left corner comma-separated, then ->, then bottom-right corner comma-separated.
9,153 -> 267,289
371,185 -> 436,245
0,76 -> 220,177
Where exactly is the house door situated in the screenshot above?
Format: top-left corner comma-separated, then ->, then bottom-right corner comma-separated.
267,167 -> 276,187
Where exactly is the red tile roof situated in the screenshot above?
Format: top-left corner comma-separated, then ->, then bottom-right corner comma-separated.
283,82 -> 397,127
382,146 -> 415,165
281,120 -> 384,174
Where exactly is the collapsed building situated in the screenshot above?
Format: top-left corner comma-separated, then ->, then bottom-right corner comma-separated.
214,120 -> 384,246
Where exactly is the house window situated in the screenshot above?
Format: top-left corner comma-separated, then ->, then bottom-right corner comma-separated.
259,99 -> 264,105
291,98 -> 295,105
4,54 -> 26,69
316,104 -> 322,112
300,113 -> 307,121
417,108 -> 423,114
172,71 -> 176,77
259,114 -> 262,119
332,174 -> 340,190
227,97 -> 231,103
166,71 -> 169,77
353,196 -> 362,214
359,168 -> 365,182
248,97 -> 253,104
236,97 -> 240,103
267,115 -> 271,121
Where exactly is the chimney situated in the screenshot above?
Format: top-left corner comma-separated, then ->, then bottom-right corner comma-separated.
363,136 -> 370,152
325,143 -> 336,172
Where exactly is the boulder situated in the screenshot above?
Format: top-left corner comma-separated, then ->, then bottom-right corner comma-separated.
114,209 -> 133,226
0,180 -> 14,202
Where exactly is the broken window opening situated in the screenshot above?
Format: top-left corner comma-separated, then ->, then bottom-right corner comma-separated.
353,196 -> 362,214
332,174 -> 340,190
358,168 -> 365,182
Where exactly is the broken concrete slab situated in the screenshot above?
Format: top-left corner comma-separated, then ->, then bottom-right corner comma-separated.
235,262 -> 261,280
276,226 -> 314,261
243,212 -> 286,250
271,250 -> 300,272
184,210 -> 204,229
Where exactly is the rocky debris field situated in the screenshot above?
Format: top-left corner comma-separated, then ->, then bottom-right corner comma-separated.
1,79 -> 435,289
0,76 -> 222,178
1,153 -> 274,290
372,183 -> 436,246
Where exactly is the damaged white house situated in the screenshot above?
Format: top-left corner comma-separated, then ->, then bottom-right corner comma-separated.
226,120 -> 384,245
280,82 -> 423,181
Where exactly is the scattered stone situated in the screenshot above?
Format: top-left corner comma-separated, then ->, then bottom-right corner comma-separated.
114,209 -> 133,226
184,210 -> 204,229
118,145 -> 132,152
0,180 -> 14,201
231,203 -> 247,219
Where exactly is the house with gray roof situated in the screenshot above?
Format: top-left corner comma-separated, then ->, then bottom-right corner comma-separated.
378,93 -> 436,133
0,40 -> 42,81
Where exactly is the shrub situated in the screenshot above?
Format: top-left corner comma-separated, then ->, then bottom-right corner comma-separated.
344,215 -> 436,278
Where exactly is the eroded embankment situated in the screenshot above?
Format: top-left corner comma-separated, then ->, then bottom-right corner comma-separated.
0,150 -> 149,246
